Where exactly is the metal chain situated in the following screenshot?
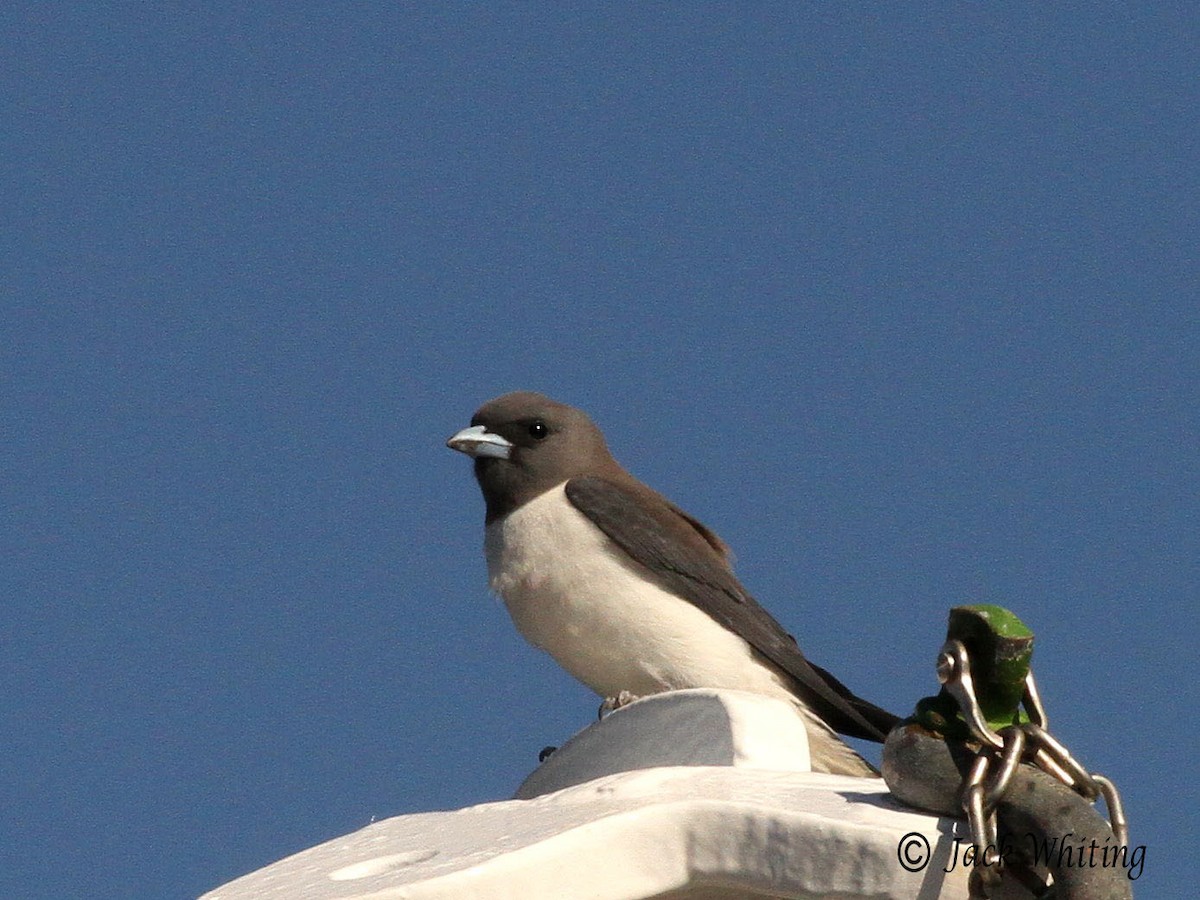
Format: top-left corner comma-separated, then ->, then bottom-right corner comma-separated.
937,639 -> 1130,870
958,725 -> 1026,896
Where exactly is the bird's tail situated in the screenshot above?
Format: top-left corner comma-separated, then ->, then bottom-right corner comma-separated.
808,661 -> 902,742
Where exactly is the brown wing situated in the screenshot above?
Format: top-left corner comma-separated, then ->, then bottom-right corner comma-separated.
564,475 -> 898,741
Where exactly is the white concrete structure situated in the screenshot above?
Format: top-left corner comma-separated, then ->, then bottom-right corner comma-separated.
202,690 -> 993,899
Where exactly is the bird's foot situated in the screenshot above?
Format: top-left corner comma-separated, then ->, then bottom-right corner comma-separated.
538,745 -> 557,763
598,690 -> 640,719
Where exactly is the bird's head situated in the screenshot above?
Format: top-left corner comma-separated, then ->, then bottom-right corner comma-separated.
447,391 -> 622,521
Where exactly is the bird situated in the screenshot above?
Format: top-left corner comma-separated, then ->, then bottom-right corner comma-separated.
446,391 -> 899,776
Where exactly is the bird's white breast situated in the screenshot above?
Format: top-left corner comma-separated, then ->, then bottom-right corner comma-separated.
484,483 -> 794,701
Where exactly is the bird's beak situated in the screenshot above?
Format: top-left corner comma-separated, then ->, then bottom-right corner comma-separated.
446,425 -> 513,460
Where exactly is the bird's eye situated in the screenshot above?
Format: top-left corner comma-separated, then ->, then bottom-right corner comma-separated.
527,421 -> 548,440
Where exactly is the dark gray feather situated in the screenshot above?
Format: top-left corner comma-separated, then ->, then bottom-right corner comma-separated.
565,475 -> 899,742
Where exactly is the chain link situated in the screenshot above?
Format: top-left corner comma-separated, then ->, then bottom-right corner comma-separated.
937,639 -> 1131,878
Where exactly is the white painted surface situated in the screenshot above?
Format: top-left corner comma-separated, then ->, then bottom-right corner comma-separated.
515,689 -> 812,798
201,690 -> 981,899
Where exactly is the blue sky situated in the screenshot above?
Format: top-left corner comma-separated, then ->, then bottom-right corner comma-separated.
5,5 -> 1197,897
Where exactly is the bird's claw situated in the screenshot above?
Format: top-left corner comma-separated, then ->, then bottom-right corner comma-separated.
598,690 -> 640,719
